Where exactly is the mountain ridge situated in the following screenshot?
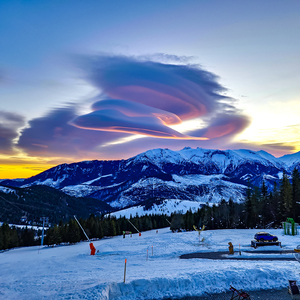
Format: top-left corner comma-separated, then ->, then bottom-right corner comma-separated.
1,147 -> 300,212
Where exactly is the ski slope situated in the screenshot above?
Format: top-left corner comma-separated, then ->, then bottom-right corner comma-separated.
1,228 -> 300,299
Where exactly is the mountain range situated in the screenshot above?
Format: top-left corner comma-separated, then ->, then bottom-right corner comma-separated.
1,147 -> 300,220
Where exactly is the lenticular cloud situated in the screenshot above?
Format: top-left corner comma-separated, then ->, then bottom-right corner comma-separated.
15,55 -> 251,160
71,99 -> 206,140
72,55 -> 249,141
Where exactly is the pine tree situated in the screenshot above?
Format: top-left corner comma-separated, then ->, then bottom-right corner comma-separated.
0,225 -> 3,250
170,214 -> 183,232
102,219 -> 109,237
280,172 -> 292,219
184,209 -> 194,231
219,199 -> 229,228
67,219 -> 80,244
108,219 -> 117,236
228,198 -> 235,228
292,168 -> 300,221
9,227 -> 19,248
260,181 -> 270,227
52,224 -> 62,245
251,187 -> 260,227
20,227 -> 35,247
1,223 -> 10,249
272,182 -> 281,225
245,185 -> 253,228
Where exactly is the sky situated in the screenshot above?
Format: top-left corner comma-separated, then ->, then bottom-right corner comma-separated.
1,0 -> 300,179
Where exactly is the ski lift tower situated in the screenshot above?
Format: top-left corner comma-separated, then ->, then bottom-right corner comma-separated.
40,217 -> 49,246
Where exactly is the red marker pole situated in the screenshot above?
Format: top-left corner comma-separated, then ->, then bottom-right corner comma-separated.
146,249 -> 148,261
152,245 -> 153,256
124,259 -> 127,283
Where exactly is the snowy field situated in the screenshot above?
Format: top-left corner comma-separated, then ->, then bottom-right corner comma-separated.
1,228 -> 300,299
110,200 -> 209,218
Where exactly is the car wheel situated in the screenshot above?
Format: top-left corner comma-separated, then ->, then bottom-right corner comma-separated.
259,239 -> 264,242
272,239 -> 277,242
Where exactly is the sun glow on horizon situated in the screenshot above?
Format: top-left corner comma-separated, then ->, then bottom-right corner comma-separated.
0,164 -> 55,179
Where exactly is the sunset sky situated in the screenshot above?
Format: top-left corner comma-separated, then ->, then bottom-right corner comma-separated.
1,0 -> 300,179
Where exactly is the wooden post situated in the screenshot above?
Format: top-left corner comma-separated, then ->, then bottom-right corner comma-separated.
124,259 -> 127,283
239,244 -> 241,255
146,249 -> 148,261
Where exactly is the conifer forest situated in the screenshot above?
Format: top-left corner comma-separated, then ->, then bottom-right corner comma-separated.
1,168 -> 299,251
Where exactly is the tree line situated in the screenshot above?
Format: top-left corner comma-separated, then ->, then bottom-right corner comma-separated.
1,168 -> 300,250
0,214 -> 171,250
171,168 -> 300,231
44,214 -> 170,246
0,224 -> 37,251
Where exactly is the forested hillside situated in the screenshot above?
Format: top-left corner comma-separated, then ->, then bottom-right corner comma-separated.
0,185 -> 112,224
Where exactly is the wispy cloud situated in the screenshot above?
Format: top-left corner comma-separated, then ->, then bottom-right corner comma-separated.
17,105 -> 127,158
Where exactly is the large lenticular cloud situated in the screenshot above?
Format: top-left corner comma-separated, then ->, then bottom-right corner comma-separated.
72,55 -> 249,141
16,54 -> 251,161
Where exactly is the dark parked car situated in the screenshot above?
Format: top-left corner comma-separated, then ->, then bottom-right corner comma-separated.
254,232 -> 278,242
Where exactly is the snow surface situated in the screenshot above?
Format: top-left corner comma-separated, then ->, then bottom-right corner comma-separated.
279,151 -> 300,167
0,186 -> 16,194
1,228 -> 300,299
110,199 -> 206,218
132,147 -> 285,172
82,174 -> 113,185
62,181 -> 125,198
21,175 -> 68,188
0,222 -> 49,231
61,185 -> 104,198
110,174 -> 247,210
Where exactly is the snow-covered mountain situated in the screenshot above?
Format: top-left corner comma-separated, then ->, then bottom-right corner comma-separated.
278,151 -> 300,171
1,147 -> 300,211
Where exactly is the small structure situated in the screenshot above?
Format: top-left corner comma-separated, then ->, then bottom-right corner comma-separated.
293,246 -> 300,263
123,231 -> 132,238
283,218 -> 299,236
230,285 -> 251,299
193,225 -> 205,243
20,214 -> 28,223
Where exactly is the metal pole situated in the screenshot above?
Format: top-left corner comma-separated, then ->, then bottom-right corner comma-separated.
127,219 -> 140,233
124,259 -> 127,283
74,215 -> 90,242
41,217 -> 45,246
